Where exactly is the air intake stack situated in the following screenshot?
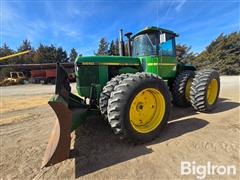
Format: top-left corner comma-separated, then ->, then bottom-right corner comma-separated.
119,29 -> 125,56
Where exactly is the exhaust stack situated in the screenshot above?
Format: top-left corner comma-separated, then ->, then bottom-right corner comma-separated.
119,29 -> 125,56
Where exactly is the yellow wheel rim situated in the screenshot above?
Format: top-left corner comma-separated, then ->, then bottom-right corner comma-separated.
185,79 -> 192,101
129,88 -> 165,133
207,79 -> 218,105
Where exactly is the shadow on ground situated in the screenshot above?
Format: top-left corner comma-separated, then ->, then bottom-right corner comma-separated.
72,97 -> 239,178
171,98 -> 240,120
209,98 -> 240,113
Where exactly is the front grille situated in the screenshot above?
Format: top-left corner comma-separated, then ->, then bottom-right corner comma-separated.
76,65 -> 99,86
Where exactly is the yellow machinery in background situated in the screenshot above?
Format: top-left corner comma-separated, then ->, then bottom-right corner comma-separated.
0,50 -> 31,86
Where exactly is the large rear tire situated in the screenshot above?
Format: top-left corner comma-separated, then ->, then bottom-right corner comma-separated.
99,74 -> 129,119
172,70 -> 195,107
107,72 -> 171,142
190,69 -> 220,112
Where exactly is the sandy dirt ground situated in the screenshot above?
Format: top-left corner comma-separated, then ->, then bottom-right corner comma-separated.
0,76 -> 239,180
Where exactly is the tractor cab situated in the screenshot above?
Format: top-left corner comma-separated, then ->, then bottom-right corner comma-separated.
129,26 -> 178,57
123,26 -> 179,78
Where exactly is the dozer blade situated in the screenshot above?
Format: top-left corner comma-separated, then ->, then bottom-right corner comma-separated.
42,101 -> 72,168
41,63 -> 96,168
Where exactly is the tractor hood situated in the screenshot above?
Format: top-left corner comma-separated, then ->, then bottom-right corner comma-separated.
75,56 -> 140,66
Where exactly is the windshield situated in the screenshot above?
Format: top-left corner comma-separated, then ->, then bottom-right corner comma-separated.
11,73 -> 18,78
18,73 -> 24,77
132,33 -> 157,57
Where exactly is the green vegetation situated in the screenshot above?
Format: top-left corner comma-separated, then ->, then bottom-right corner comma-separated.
192,32 -> 240,75
176,44 -> 196,63
176,32 -> 239,75
108,39 -> 120,55
33,44 -> 67,63
95,38 -> 119,55
96,38 -> 108,55
69,48 -> 79,62
0,43 -> 15,64
0,40 -> 73,64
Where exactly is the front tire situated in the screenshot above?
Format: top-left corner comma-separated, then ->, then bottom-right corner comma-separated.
107,72 -> 171,142
99,74 -> 129,119
190,69 -> 220,112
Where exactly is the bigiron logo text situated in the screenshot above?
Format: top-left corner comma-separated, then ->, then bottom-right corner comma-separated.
181,161 -> 236,179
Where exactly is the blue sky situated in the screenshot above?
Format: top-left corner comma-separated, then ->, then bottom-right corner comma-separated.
1,0 -> 239,55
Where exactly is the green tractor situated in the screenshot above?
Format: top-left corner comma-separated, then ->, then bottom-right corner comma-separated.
42,26 -> 220,167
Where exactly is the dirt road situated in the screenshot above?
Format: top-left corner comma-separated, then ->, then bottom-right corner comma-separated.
0,76 -> 239,179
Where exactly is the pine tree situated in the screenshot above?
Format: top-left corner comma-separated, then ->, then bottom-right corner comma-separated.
115,38 -> 119,56
18,39 -> 32,52
33,44 -> 67,63
193,32 -> 240,75
33,44 -> 47,63
96,38 -> 108,55
0,43 -> 14,56
108,40 -> 115,55
17,39 -> 33,64
176,44 -> 196,63
55,47 -> 68,63
69,48 -> 78,62
0,43 -> 15,64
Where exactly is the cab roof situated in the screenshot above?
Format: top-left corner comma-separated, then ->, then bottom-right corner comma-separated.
131,26 -> 179,39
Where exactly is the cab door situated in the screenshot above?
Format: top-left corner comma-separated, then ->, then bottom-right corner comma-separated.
157,33 -> 177,78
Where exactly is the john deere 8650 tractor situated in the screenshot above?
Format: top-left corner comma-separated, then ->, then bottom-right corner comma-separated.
42,26 -> 220,167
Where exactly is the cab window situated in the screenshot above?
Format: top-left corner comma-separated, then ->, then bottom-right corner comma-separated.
159,34 -> 175,56
132,33 -> 157,56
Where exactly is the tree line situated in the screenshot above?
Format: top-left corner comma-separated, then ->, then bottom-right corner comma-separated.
0,40 -> 79,64
176,31 -> 239,75
95,38 -> 120,56
0,37 -> 120,65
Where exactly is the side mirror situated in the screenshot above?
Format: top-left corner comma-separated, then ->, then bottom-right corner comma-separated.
160,33 -> 166,44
